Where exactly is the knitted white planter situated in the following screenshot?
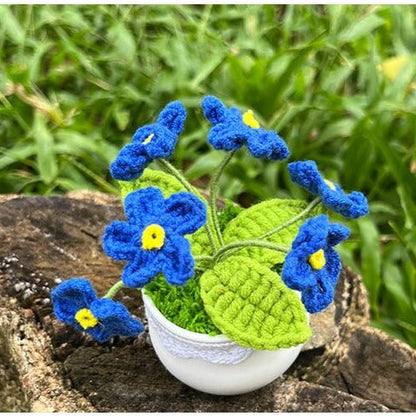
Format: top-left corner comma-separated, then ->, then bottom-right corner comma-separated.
142,293 -> 304,395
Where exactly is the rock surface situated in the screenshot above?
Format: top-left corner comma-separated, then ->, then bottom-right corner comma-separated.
0,193 -> 415,412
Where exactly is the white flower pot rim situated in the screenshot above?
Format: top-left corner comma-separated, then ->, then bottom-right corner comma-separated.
142,291 -> 231,343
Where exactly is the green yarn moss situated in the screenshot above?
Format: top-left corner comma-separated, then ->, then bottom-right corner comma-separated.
144,272 -> 221,336
218,200 -> 244,232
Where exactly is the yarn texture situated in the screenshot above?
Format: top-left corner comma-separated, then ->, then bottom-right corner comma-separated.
144,273 -> 221,335
119,169 -> 186,202
118,168 -> 216,256
200,256 -> 311,350
51,278 -> 144,343
223,198 -> 322,267
281,214 -> 350,313
202,95 -> 290,161
103,187 -> 207,287
288,160 -> 369,219
47,95 -> 371,357
110,101 -> 186,181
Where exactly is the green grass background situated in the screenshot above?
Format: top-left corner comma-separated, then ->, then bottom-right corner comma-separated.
1,5 -> 415,347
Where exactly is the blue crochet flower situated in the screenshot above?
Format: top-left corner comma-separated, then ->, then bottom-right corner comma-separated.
110,101 -> 187,181
51,278 -> 144,343
103,187 -> 207,287
201,95 -> 290,161
288,160 -> 369,219
281,215 -> 350,313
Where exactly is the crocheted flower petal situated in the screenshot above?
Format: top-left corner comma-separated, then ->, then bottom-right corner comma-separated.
228,107 -> 244,123
282,250 -> 316,291
156,100 -> 187,135
320,186 -> 352,214
86,325 -> 112,343
110,142 -> 149,181
291,215 -> 329,256
131,125 -> 156,143
288,160 -> 323,195
207,124 -> 249,151
132,122 -> 179,160
301,274 -> 335,313
323,247 -> 342,287
161,235 -> 194,285
202,95 -> 229,125
51,278 -> 97,324
124,187 -> 165,226
319,182 -> 369,219
121,251 -> 162,287
341,191 -> 369,218
164,192 -> 207,235
327,223 -> 351,246
102,221 -> 137,261
246,129 -> 290,161
144,126 -> 178,160
88,299 -> 144,342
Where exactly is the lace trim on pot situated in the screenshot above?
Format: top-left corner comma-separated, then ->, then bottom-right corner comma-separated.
145,304 -> 253,365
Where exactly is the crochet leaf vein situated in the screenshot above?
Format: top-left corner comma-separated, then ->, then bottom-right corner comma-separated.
223,199 -> 322,266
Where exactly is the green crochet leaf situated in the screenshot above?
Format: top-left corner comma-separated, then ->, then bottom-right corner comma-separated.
200,256 -> 311,350
117,168 -> 216,255
118,169 -> 186,201
222,199 -> 322,267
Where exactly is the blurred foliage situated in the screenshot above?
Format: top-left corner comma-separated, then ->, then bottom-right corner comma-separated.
0,5 -> 415,348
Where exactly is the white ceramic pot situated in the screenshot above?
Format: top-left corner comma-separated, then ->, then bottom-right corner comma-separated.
142,293 -> 304,395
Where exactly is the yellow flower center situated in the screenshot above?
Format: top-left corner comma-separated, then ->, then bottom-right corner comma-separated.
142,133 -> 155,145
75,308 -> 99,330
142,224 -> 165,250
324,178 -> 336,191
308,249 -> 326,270
242,110 -> 260,129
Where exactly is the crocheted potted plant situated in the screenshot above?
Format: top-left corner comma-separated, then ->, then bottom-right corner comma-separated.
51,96 -> 369,395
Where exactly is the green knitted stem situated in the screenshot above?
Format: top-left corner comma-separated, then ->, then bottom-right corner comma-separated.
222,198 -> 323,267
118,168 -> 217,256
212,240 -> 289,264
103,281 -> 125,299
157,159 -> 217,252
200,256 -> 312,349
209,151 -> 236,247
194,255 -> 213,263
258,197 -> 322,240
157,158 -> 197,194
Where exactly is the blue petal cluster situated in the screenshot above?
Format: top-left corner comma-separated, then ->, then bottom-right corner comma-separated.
103,187 -> 207,287
51,278 -> 144,342
288,160 -> 369,219
110,101 -> 186,181
282,215 -> 350,313
201,95 -> 290,161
